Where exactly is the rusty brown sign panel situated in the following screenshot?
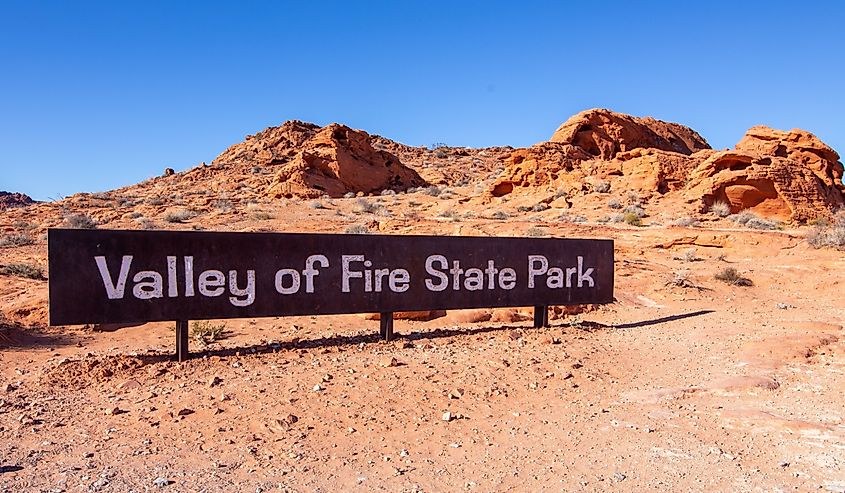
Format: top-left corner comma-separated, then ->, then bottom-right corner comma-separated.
48,229 -> 614,326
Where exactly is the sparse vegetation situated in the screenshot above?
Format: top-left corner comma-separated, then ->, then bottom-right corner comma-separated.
668,216 -> 700,227
623,204 -> 646,218
607,199 -> 623,210
715,267 -> 753,286
345,224 -> 370,234
190,321 -> 227,346
0,233 -> 35,248
531,203 -> 549,212
673,248 -> 699,262
666,270 -> 695,288
729,211 -> 782,230
309,200 -> 326,209
380,189 -> 396,196
626,191 -> 641,205
491,211 -> 509,220
526,226 -> 547,237
252,211 -> 273,220
64,213 -> 97,229
437,209 -> 459,220
623,212 -> 642,226
807,211 -> 845,249
343,192 -> 356,199
146,197 -> 165,206
163,208 -> 195,223
136,218 -> 156,230
559,212 -> 587,223
0,262 -> 45,280
710,201 -> 731,217
589,179 -> 611,194
352,198 -> 381,214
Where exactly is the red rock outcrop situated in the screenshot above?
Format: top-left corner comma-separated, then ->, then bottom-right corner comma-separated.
213,121 -> 426,199
685,127 -> 845,221
549,108 -> 710,159
490,109 -> 710,197
0,191 -> 35,210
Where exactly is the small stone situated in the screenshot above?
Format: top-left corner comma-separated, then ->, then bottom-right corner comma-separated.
176,408 -> 194,416
118,380 -> 141,391
779,461 -> 790,468
562,372 -> 574,380
442,411 -> 453,422
449,443 -> 461,448
449,389 -> 463,399
322,374 -> 333,382
208,376 -> 222,387
347,427 -> 356,433
104,407 -> 124,416
613,472 -> 626,482
219,393 -> 230,402
152,477 -> 170,487
313,384 -> 323,392
380,356 -> 400,368
399,449 -> 409,457
83,452 -> 95,458
4,383 -> 18,392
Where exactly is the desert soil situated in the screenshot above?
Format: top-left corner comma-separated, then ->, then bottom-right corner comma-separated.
2,190 -> 845,492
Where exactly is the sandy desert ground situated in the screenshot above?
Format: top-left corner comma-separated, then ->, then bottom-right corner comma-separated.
1,110 -> 844,492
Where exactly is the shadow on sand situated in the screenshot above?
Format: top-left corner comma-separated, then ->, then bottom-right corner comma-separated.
132,309 -> 715,363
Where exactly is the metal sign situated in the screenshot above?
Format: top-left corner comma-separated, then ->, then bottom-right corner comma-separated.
48,229 -> 614,359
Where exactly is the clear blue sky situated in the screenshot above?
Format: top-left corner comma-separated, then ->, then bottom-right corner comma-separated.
2,1 -> 843,201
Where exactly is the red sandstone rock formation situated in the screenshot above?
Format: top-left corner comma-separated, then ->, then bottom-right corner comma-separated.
0,191 -> 35,210
213,121 -> 426,199
491,109 -> 710,197
685,127 -> 844,221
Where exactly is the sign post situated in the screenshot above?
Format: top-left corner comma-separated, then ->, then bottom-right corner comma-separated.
49,229 -> 614,360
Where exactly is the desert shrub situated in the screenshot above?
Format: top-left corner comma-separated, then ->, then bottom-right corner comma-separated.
491,211 -> 509,220
429,142 -> 448,150
125,211 -> 143,219
517,205 -> 532,212
673,248 -> 699,262
437,209 -> 458,219
554,188 -> 569,199
163,208 -> 195,223
345,224 -> 370,234
715,267 -> 753,286
212,199 -> 234,212
668,216 -> 700,227
425,186 -> 442,197
807,212 -> 845,249
146,197 -> 165,206
623,212 -> 642,226
525,226 -> 547,237
309,200 -> 326,209
343,191 -> 356,199
589,179 -> 611,193
626,191 -> 641,205
531,203 -> 550,212
380,189 -> 396,196
559,212 -> 587,223
136,218 -> 156,230
730,211 -> 781,230
0,233 -> 35,248
710,201 -> 731,217
352,198 -> 381,214
666,270 -> 694,288
64,214 -> 97,229
252,211 -> 273,220
191,321 -> 226,346
744,217 -> 782,230
0,263 -> 45,280
623,204 -> 646,218
607,199 -> 623,210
